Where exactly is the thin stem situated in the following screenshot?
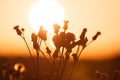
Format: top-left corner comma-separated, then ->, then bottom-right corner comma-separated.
77,48 -> 84,59
68,45 -> 83,80
78,40 -> 93,59
60,59 -> 67,80
44,40 -> 57,71
68,40 -> 94,80
23,37 -> 33,61
22,36 -> 36,74
39,49 -> 50,65
49,54 -> 57,72
68,62 -> 76,80
36,50 -> 40,80
86,40 -> 93,46
38,39 -> 52,69
56,47 -> 64,80
76,45 -> 80,54
38,38 -> 42,48
39,43 -> 57,80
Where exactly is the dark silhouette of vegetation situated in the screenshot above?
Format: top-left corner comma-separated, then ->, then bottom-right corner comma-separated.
1,56 -> 120,80
1,63 -> 26,80
12,20 -> 102,80
96,70 -> 120,80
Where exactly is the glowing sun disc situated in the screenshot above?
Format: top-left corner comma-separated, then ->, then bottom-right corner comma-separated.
28,0 -> 65,33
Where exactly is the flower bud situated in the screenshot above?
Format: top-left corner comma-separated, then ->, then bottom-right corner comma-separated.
38,26 -> 47,41
53,24 -> 60,34
63,20 -> 69,31
80,28 -> 87,40
72,53 -> 78,62
13,25 -> 22,36
92,31 -> 101,40
31,33 -> 39,50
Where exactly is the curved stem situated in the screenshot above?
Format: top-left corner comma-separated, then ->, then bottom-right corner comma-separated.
39,49 -> 50,65
22,37 -> 36,74
39,42 -> 57,79
86,40 -> 93,46
78,40 -> 93,59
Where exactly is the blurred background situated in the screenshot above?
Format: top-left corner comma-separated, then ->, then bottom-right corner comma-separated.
0,0 -> 120,80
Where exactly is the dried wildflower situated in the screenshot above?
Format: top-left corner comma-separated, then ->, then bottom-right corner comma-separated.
52,35 -> 60,48
63,20 -> 69,31
65,32 -> 75,49
53,24 -> 60,34
59,32 -> 66,47
92,31 -> 101,40
79,28 -> 87,40
38,26 -> 47,41
14,25 -> 19,29
72,53 -> 78,62
31,33 -> 39,50
82,37 -> 88,48
13,25 -> 35,76
66,32 -> 75,42
13,21 -> 101,80
13,25 -> 22,36
31,33 -> 37,42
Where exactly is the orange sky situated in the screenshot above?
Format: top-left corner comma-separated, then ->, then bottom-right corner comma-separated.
0,0 -> 120,60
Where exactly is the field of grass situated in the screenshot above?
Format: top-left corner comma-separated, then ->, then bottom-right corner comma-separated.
0,56 -> 120,80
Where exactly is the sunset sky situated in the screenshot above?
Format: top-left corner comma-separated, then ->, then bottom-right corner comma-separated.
0,0 -> 120,60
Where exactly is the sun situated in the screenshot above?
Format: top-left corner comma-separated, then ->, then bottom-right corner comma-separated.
28,0 -> 65,33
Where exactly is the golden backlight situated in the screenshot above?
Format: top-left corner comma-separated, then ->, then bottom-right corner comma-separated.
0,0 -> 119,60
28,0 -> 65,33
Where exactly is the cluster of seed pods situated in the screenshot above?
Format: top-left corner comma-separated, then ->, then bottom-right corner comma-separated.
14,20 -> 101,80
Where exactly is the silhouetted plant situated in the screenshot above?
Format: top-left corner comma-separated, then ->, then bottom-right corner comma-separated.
53,24 -> 60,34
2,64 -> 8,80
31,33 -> 39,50
14,25 -> 22,36
13,25 -> 36,75
13,20 -> 101,80
1,63 -> 26,80
96,70 -> 120,80
38,26 -> 47,41
92,31 -> 101,40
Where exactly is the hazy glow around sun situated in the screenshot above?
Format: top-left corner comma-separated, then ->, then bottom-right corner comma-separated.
28,0 -> 65,33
